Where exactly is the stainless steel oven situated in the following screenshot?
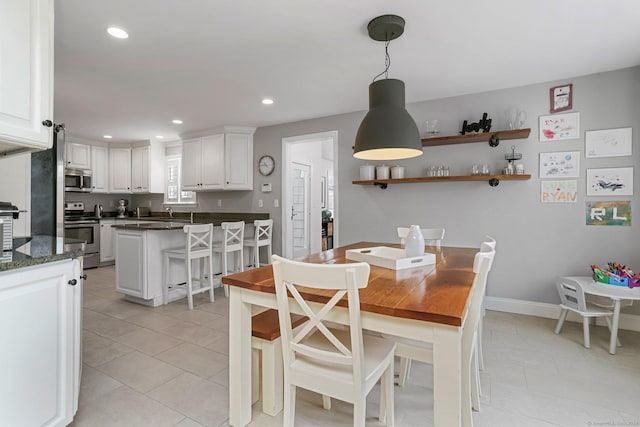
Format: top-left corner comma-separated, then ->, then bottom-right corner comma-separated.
64,202 -> 100,268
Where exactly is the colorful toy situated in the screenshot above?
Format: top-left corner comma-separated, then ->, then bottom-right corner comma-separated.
591,263 -> 640,288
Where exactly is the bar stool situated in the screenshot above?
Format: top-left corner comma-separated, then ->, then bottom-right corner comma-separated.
243,219 -> 273,269
163,223 -> 214,310
212,221 -> 245,297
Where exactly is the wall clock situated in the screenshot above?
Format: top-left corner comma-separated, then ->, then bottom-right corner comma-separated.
258,155 -> 275,176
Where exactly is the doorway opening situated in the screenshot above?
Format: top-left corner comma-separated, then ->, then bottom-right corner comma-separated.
282,131 -> 337,259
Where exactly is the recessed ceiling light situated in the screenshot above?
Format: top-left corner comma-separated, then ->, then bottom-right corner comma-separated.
103,135 -> 113,139
172,119 -> 183,124
107,27 -> 129,39
261,98 -> 274,105
155,135 -> 164,139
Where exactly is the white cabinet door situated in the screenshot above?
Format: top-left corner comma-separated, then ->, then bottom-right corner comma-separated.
224,132 -> 253,190
131,145 -> 149,192
181,138 -> 202,190
201,134 -> 225,190
0,259 -> 78,427
109,147 -> 132,193
66,142 -> 91,169
0,0 -> 54,151
115,230 -> 146,298
91,146 -> 109,193
99,219 -> 115,262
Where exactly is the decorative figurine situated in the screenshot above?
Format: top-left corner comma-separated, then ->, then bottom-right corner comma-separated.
461,112 -> 492,135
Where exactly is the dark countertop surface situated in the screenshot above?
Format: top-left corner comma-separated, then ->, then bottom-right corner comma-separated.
104,212 -> 269,228
0,236 -> 85,272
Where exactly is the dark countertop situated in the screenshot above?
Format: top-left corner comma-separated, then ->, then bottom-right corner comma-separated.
103,212 -> 269,227
0,236 -> 85,272
111,222 -> 186,231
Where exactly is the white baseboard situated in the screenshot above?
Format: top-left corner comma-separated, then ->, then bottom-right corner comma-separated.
485,296 -> 640,333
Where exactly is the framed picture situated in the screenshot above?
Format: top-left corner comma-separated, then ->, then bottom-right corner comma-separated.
539,112 -> 580,141
586,201 -> 631,226
539,151 -> 580,178
586,167 -> 633,196
585,127 -> 632,158
549,83 -> 573,113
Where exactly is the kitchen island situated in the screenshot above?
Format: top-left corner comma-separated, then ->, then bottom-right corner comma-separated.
113,213 -> 268,307
0,236 -> 84,426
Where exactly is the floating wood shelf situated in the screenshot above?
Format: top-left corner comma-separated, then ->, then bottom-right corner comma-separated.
421,128 -> 531,147
353,174 -> 532,189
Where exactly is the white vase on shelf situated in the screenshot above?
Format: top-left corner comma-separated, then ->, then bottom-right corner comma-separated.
405,225 -> 425,257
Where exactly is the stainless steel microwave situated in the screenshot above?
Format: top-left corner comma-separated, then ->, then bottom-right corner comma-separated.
65,168 -> 93,192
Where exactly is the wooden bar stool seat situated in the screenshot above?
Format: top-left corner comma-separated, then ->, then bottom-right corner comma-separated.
251,309 -> 307,416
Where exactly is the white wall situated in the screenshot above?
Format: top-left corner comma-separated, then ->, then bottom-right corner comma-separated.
251,66 -> 640,313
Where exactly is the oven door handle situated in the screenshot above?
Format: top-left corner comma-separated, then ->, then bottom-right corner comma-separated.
65,222 -> 99,228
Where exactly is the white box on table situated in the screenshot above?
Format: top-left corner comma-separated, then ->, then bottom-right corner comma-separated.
345,246 -> 436,271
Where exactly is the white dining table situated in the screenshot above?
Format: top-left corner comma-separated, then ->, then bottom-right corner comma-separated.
563,276 -> 640,354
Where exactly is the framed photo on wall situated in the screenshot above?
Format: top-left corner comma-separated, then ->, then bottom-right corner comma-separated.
539,151 -> 580,178
586,167 -> 633,196
549,83 -> 573,113
585,127 -> 632,158
539,112 -> 580,141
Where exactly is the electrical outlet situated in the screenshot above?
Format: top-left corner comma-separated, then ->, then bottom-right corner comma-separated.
147,200 -> 152,207
258,199 -> 263,208
274,199 -> 279,208
217,199 -> 222,207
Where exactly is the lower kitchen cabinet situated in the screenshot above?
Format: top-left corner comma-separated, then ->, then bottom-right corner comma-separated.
0,258 -> 82,426
99,219 -> 115,263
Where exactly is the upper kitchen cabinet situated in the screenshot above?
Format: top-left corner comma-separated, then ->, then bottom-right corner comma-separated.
0,0 -> 54,154
131,142 -> 165,193
181,126 -> 255,191
66,142 -> 91,169
91,145 -> 109,193
109,147 -> 132,193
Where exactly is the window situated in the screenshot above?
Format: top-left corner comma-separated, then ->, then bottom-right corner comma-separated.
164,155 -> 196,204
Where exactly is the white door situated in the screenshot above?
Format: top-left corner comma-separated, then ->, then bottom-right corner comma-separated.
109,147 -> 131,193
201,134 -> 225,189
289,162 -> 311,259
181,138 -> 202,190
66,143 -> 91,169
131,145 -> 149,192
91,146 -> 109,193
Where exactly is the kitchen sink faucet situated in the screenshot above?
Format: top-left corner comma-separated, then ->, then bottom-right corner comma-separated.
166,207 -> 173,218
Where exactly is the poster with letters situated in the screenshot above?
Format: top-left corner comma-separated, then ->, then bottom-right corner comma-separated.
541,180 -> 577,203
586,201 -> 631,226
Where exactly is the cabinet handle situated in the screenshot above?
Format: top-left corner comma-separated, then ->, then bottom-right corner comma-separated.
42,120 -> 53,127
68,279 -> 77,286
80,274 -> 87,280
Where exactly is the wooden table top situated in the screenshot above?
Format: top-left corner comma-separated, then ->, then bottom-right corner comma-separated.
222,242 -> 478,327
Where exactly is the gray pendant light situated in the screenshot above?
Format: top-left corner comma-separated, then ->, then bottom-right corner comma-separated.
354,15 -> 423,161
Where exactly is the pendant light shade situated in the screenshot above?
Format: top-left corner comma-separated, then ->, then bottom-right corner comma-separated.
354,79 -> 422,160
353,15 -> 423,161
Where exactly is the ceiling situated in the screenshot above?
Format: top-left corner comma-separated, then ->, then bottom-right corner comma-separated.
54,0 -> 640,144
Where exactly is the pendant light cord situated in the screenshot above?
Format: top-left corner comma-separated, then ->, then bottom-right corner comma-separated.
372,39 -> 391,82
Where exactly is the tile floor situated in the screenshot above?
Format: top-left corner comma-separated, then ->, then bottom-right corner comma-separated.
71,266 -> 640,427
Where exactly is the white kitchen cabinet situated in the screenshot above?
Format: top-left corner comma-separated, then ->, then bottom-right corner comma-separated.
99,219 -> 116,263
181,135 -> 224,190
66,142 -> 91,169
109,147 -> 132,193
131,142 -> 165,193
181,126 -> 254,191
91,145 -> 109,192
115,230 -> 146,298
224,131 -> 253,190
0,258 -> 82,426
0,153 -> 31,237
0,0 -> 54,153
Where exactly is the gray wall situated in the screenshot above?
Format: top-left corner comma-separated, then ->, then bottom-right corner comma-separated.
251,66 -> 639,310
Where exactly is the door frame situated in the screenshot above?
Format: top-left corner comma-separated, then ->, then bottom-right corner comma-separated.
281,130 -> 338,259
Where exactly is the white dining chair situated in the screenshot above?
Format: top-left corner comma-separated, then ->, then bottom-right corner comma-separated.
554,276 -> 620,349
271,254 -> 396,427
394,249 -> 493,427
397,227 -> 445,248
243,219 -> 273,269
212,221 -> 245,297
162,223 -> 214,310
477,235 -> 496,372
